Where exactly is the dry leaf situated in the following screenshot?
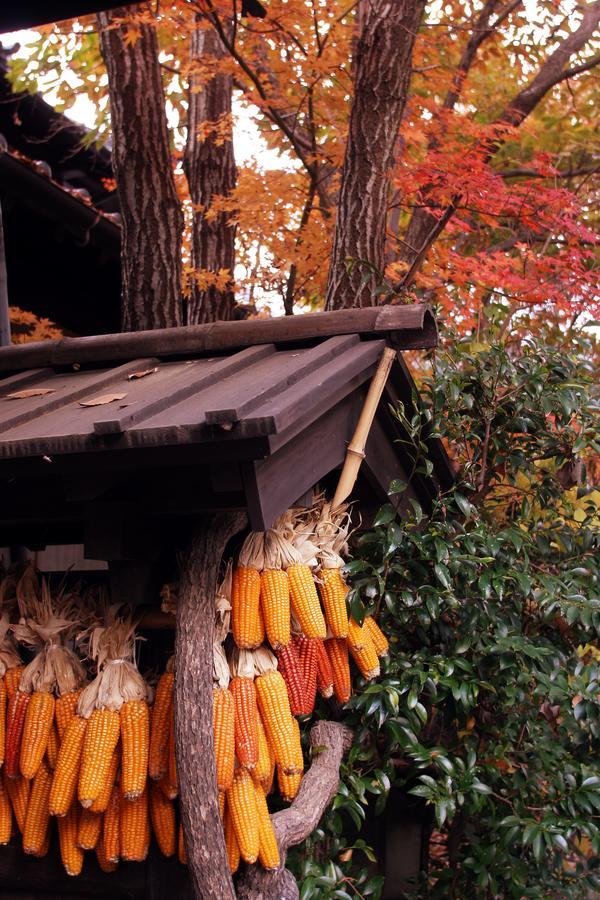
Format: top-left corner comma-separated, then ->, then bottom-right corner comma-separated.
128,367 -> 158,380
4,387 -> 56,400
79,392 -> 127,407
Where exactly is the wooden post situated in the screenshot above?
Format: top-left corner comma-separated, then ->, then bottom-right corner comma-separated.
175,511 -> 246,900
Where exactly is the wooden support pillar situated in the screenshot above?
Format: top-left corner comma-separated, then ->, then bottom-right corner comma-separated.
174,512 -> 246,900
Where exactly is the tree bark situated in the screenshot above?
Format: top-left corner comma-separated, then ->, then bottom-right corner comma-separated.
98,6 -> 184,331
324,0 -> 426,311
184,18 -> 237,324
236,721 -> 353,900
175,512 -> 247,900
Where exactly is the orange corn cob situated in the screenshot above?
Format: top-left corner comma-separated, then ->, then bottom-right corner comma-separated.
349,628 -> 380,680
0,775 -> 12,845
49,714 -> 87,817
219,789 -> 226,820
77,807 -> 103,850
260,568 -> 291,649
3,771 -> 29,833
224,799 -> 240,873
149,670 -> 173,780
78,708 -> 120,807
4,665 -> 23,699
252,713 -> 273,790
0,676 -> 5,768
31,830 -> 50,858
232,566 -> 264,649
325,638 -> 352,704
46,721 -> 60,770
213,687 -> 235,792
5,690 -> 31,778
255,782 -> 280,870
90,748 -> 119,813
255,670 -> 301,775
96,832 -> 118,873
55,690 -> 81,741
315,638 -> 334,699
22,760 -> 52,856
231,676 -> 258,770
288,563 -> 326,638
120,786 -> 150,862
275,641 -> 307,716
364,615 -> 389,657
103,784 -> 121,864
295,636 -> 318,715
178,820 -> 187,865
347,617 -> 366,652
227,768 -> 259,864
277,717 -> 303,802
168,714 -> 178,796
150,780 -> 175,857
318,568 -> 350,638
58,803 -> 84,876
121,699 -> 149,800
20,690 -> 55,779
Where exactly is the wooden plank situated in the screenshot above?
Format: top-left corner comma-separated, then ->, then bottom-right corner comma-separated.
0,367 -> 53,392
0,305 -> 437,373
0,357 -> 158,432
205,334 -> 359,425
92,344 -> 275,434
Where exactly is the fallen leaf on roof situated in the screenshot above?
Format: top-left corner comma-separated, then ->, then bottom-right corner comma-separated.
4,388 -> 56,400
128,367 -> 158,380
79,392 -> 127,407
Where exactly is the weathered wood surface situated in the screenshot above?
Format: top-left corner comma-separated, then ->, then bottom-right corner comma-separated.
175,512 -> 246,900
0,305 -> 437,373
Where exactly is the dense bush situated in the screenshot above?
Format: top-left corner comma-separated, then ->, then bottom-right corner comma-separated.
293,326 -> 600,899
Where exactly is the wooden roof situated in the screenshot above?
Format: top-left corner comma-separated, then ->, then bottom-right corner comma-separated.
0,307 -> 452,543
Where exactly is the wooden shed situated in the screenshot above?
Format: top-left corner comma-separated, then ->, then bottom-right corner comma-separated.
0,306 -> 452,898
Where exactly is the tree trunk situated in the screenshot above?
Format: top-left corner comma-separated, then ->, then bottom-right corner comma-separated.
175,512 -> 246,900
184,19 -> 237,324
324,0 -> 425,311
98,6 -> 183,331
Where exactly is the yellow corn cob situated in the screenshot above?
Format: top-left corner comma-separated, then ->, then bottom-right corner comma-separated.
149,780 -> 175,857
0,774 -> 12,845
103,784 -> 121,864
364,615 -> 389,657
55,690 -> 81,741
276,718 -> 304,802
31,830 -> 50,858
232,566 -> 264,649
45,721 -> 60,770
149,670 -> 173,780
260,568 -> 291,649
213,687 -> 235,792
347,617 -> 366,651
219,790 -> 226,821
255,670 -> 301,775
58,803 -> 84,876
96,832 -> 118,873
3,771 -> 29,833
120,786 -> 150,862
0,676 -> 5,769
227,768 -> 259,864
90,747 -> 119,813
224,800 -> 240,874
78,708 -> 120,808
22,759 -> 52,856
252,713 -> 273,790
178,821 -> 187,865
20,690 -> 55,780
318,568 -> 350,638
255,782 -> 280,870
325,638 -> 352,704
288,563 -> 327,638
77,807 -> 103,850
4,665 -> 23,699
49,714 -> 87,817
349,627 -> 380,680
121,699 -> 149,800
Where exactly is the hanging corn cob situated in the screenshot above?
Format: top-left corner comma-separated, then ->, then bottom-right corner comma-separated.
255,781 -> 280,870
0,610 -> 22,769
57,804 -> 84,876
229,648 -> 259,770
120,784 -> 150,862
224,797 -> 240,873
253,711 -> 275,793
149,657 -> 174,781
363,615 -> 389,658
275,638 -> 307,716
348,624 -> 380,681
0,776 -> 12,845
313,501 -> 353,639
295,635 -> 318,715
227,767 -> 259,864
212,564 -> 235,794
277,515 -> 327,640
260,529 -> 291,649
150,779 -> 176,857
254,647 -> 302,776
325,637 -> 352,705
232,533 -> 265,649
277,717 -> 304,802
315,638 -> 334,699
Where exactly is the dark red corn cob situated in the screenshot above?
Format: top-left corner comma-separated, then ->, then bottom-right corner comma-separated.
314,638 -> 334,699
295,637 -> 318,715
5,690 -> 31,778
275,642 -> 307,716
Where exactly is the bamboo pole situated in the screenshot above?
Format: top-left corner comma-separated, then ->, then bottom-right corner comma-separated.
331,345 -> 397,509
